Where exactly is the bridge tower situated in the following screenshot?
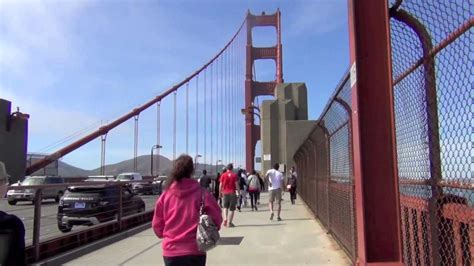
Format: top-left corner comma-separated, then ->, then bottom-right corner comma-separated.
245,9 -> 283,171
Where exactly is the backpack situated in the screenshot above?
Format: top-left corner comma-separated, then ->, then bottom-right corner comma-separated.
239,176 -> 247,190
248,175 -> 259,191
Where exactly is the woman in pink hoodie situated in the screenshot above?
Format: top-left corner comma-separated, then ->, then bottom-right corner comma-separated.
152,154 -> 222,266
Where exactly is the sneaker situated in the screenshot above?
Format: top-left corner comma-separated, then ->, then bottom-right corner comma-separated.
223,220 -> 227,227
229,222 -> 235,228
270,213 -> 274,220
277,217 -> 282,221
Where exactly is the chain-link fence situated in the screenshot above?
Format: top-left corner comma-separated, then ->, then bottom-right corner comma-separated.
389,1 -> 473,265
294,73 -> 357,261
295,2 -> 472,264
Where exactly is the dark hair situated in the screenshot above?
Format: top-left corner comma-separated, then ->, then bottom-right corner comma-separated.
166,154 -> 194,188
273,163 -> 279,170
202,169 -> 207,175
251,170 -> 256,175
226,163 -> 233,171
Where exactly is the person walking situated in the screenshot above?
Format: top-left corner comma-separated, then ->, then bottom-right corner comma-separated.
0,162 -> 26,266
152,155 -> 222,266
237,169 -> 248,211
219,164 -> 239,227
288,166 -> 298,205
256,172 -> 264,205
199,169 -> 211,192
266,163 -> 284,221
247,170 -> 260,211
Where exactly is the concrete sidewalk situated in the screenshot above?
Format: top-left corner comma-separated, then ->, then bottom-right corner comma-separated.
65,192 -> 350,265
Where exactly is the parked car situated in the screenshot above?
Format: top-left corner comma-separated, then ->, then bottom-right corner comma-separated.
57,184 -> 145,232
6,176 -> 65,205
86,175 -> 115,182
152,176 -> 168,195
117,172 -> 158,195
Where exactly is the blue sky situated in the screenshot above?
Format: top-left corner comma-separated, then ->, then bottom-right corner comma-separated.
0,0 -> 349,170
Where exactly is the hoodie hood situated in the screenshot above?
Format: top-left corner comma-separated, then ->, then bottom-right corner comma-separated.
167,178 -> 200,198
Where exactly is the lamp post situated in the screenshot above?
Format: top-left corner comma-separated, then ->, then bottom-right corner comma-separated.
151,144 -> 163,177
194,154 -> 202,177
241,106 -> 261,124
215,159 -> 222,175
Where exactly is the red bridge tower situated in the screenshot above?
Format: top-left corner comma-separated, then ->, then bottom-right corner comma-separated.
245,9 -> 283,171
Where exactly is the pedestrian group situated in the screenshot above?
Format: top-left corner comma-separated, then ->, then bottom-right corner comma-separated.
152,154 -> 298,266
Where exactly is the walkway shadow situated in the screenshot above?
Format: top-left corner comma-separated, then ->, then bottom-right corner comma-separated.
218,236 -> 244,245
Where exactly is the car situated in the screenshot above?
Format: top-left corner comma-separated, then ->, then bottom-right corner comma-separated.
57,184 -> 146,233
86,175 -> 115,182
117,172 -> 158,195
152,176 -> 168,195
6,176 -> 66,205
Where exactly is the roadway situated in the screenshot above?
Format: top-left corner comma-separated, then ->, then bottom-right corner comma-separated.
0,194 -> 159,246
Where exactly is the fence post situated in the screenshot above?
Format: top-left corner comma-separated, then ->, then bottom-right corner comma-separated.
348,0 -> 403,264
33,188 -> 43,261
335,97 -> 358,258
118,184 -> 123,231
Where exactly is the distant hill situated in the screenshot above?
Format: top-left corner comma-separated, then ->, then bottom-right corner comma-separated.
59,161 -> 93,177
58,155 -> 225,177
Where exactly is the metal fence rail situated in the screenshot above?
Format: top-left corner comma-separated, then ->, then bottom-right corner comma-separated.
295,72 -> 357,261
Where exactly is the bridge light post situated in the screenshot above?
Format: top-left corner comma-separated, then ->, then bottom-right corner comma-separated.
151,144 -> 163,177
194,154 -> 202,176
215,159 -> 222,175
241,106 -> 261,124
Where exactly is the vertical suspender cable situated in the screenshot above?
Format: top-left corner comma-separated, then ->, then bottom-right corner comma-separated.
186,83 -> 189,154
215,59 -> 219,166
173,90 -> 177,161
217,55 -> 227,164
240,33 -> 243,167
157,102 -> 161,174
229,44 -> 233,166
227,49 -> 231,164
231,47 -> 234,166
134,115 -> 139,172
210,63 -> 213,170
204,70 -> 207,167
221,53 -> 225,164
233,43 -> 237,166
225,50 -> 229,164
196,76 -> 199,162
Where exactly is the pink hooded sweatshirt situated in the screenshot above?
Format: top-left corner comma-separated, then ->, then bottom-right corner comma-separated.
152,178 -> 222,257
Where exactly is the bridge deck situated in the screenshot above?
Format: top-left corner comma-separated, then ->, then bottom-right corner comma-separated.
65,192 -> 350,265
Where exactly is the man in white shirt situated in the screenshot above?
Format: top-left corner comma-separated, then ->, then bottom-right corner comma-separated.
266,163 -> 284,221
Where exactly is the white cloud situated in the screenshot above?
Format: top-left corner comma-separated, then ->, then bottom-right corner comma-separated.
0,86 -> 102,150
287,0 -> 347,37
0,0 -> 88,87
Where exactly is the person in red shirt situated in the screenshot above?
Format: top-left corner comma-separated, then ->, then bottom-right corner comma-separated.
219,163 -> 239,227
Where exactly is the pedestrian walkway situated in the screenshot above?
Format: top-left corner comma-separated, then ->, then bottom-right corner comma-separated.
66,192 -> 350,265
